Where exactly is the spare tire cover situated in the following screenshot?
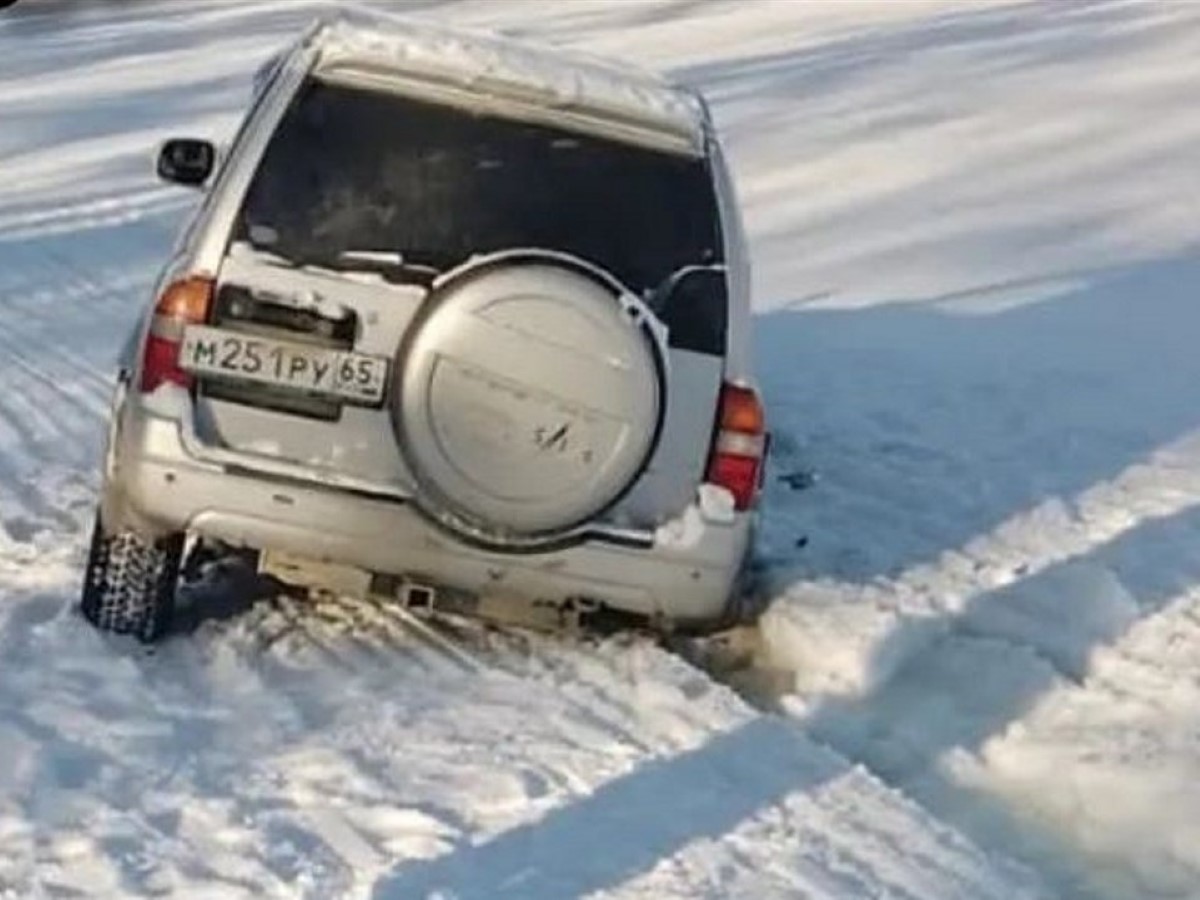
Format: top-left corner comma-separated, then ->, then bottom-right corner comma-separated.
394,260 -> 663,537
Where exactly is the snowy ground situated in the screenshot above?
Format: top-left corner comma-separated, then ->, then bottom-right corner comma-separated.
1,1 -> 1198,897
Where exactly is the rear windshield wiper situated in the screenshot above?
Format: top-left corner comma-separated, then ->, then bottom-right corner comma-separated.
335,250 -> 441,286
646,263 -> 727,315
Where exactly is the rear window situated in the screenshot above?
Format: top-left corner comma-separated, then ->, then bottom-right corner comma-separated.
233,78 -> 725,299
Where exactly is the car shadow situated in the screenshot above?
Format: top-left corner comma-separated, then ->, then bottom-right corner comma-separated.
169,550 -> 283,635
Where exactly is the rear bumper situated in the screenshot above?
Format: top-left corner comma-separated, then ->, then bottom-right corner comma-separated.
104,403 -> 752,625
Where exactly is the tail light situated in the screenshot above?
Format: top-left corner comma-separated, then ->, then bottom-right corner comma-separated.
139,276 -> 213,393
706,382 -> 768,511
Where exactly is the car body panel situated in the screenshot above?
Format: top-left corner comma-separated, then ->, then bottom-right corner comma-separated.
107,9 -> 759,627
104,400 -> 750,625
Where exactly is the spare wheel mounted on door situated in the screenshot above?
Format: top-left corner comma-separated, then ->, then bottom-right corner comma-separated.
391,252 -> 667,547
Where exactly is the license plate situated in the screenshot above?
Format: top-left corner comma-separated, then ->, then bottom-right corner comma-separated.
180,325 -> 388,404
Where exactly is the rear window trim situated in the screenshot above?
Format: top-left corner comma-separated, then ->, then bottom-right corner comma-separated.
314,66 -> 706,158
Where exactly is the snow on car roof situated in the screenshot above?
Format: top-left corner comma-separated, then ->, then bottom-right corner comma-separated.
309,7 -> 708,153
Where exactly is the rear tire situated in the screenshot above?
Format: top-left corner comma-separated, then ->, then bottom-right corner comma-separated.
80,515 -> 184,643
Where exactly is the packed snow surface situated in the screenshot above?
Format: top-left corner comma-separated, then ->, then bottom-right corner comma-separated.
1,1 -> 1199,898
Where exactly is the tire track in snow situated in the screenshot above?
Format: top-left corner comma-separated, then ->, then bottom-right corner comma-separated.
241,590 -> 487,678
162,595 -> 555,896
0,583 -> 489,898
0,234 -> 151,543
735,434 -> 1200,898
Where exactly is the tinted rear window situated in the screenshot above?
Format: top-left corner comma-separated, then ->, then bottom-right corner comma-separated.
234,79 -> 725,297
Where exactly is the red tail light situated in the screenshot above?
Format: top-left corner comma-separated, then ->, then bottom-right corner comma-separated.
706,383 -> 767,511
139,276 -> 213,393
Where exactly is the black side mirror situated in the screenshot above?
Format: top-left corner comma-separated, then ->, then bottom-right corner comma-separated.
156,138 -> 215,187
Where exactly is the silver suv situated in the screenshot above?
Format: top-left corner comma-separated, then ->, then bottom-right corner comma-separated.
82,10 -> 767,642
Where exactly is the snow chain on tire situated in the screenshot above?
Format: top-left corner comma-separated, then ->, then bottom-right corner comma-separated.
81,518 -> 184,643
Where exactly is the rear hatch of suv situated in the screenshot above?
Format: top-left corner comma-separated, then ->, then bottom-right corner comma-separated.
186,74 -> 730,545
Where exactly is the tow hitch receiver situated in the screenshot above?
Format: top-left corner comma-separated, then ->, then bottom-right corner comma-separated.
259,550 -> 644,634
373,572 -> 615,633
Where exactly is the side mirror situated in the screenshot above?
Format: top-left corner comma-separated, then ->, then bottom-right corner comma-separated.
156,138 -> 215,188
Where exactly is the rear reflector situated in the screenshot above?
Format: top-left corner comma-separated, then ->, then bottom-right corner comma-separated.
708,453 -> 760,510
141,334 -> 192,391
706,383 -> 767,511
139,276 -> 214,393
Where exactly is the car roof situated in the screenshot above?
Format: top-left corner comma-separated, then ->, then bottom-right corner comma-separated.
306,7 -> 709,155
